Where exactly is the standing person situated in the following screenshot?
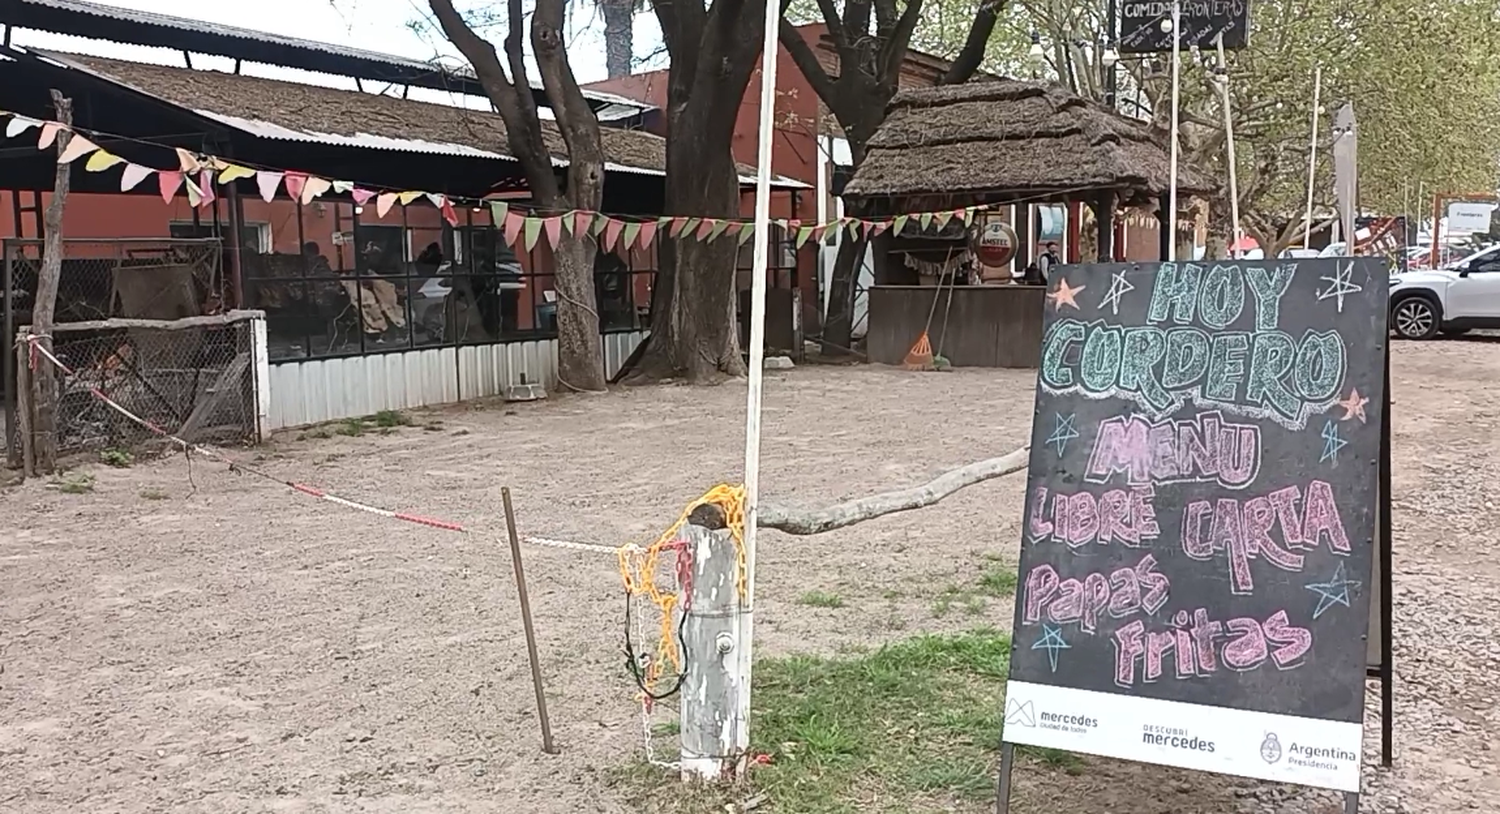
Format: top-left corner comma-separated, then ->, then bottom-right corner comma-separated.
1037,241 -> 1062,282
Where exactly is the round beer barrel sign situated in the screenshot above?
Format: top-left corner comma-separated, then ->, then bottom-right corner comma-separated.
971,217 -> 1018,268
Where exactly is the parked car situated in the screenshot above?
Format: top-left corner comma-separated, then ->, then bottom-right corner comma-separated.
1387,243 -> 1500,339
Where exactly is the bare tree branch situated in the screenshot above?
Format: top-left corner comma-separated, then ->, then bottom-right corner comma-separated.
940,0 -> 1003,85
780,19 -> 844,118
877,0 -> 924,88
758,446 -> 1031,535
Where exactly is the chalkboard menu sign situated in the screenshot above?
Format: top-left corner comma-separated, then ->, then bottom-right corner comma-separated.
1001,260 -> 1386,793
1119,0 -> 1250,53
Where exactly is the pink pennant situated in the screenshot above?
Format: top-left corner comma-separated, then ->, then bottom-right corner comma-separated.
196,170 -> 216,208
55,134 -> 98,164
502,211 -> 525,247
603,218 -> 625,253
695,219 -> 716,240
351,187 -> 375,206
283,172 -> 307,202
637,220 -> 657,250
571,210 -> 592,236
871,221 -> 891,237
376,192 -> 398,218
119,163 -> 152,192
440,197 -> 459,226
158,171 -> 184,204
543,216 -> 562,249
256,171 -> 283,203
37,122 -> 62,150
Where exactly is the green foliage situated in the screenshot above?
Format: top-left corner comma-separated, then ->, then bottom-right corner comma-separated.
796,590 -> 847,608
52,471 -> 95,494
100,448 -> 134,468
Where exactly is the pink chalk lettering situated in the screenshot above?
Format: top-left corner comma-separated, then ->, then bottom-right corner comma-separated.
1097,490 -> 1133,544
1243,495 -> 1304,572
1107,567 -> 1142,618
1263,610 -> 1313,668
1087,411 -> 1262,489
1028,487 -> 1053,541
1022,564 -> 1059,625
1211,497 -> 1255,595
1081,572 -> 1110,634
1189,608 -> 1225,673
1029,485 -> 1160,549
1302,480 -> 1351,554
1048,579 -> 1085,624
1182,500 -> 1214,559
1268,485 -> 1307,549
1222,617 -> 1269,671
1130,485 -> 1161,539
1065,492 -> 1101,548
1114,620 -> 1146,688
1145,629 -> 1176,682
1137,554 -> 1171,615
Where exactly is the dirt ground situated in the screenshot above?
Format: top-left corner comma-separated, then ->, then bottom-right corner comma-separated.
2,342 -> 1498,813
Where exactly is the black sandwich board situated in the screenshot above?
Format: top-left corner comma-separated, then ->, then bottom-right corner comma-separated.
996,260 -> 1394,813
1118,0 -> 1251,53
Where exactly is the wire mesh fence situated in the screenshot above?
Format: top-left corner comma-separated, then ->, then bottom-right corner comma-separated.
12,313 -> 260,464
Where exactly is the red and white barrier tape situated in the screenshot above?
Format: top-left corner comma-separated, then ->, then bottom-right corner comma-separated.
24,335 -> 468,534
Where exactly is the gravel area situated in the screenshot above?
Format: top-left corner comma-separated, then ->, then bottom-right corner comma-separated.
2,341 -> 1497,813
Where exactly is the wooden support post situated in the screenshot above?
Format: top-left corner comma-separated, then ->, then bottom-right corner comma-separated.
31,90 -> 72,473
679,511 -> 747,781
16,338 -> 34,477
1096,191 -> 1116,262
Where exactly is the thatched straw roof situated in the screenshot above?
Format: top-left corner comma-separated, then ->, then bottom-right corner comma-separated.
843,80 -> 1216,207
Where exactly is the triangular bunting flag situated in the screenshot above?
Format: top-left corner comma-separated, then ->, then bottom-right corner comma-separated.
257,171 -> 283,203
196,171 -> 217,208
522,217 -> 543,252
637,220 -> 658,250
184,175 -> 203,207
425,192 -> 446,209
707,220 -> 732,242
846,218 -> 861,240
543,216 -> 562,249
158,170 -> 183,204
695,219 -> 717,241
174,147 -> 201,173
332,180 -> 354,194
811,225 -> 828,245
37,122 -> 62,150
589,214 -> 608,237
489,201 -> 510,226
934,210 -> 954,231
83,150 -> 124,172
397,190 -> 423,205
301,176 -> 331,204
376,191 -> 398,218
603,218 -> 625,253
871,220 -> 892,237
574,211 -> 594,236
199,156 -> 227,172
440,198 -> 459,226
957,207 -> 973,224
56,134 -> 98,164
351,188 -> 375,206
623,221 -> 643,251
919,212 -> 934,231
5,115 -> 39,139
119,163 -> 152,192
738,222 -> 756,245
683,218 -> 704,238
893,215 -> 910,235
218,163 -> 256,184
283,172 -> 307,202
503,212 -> 525,247
795,226 -> 814,248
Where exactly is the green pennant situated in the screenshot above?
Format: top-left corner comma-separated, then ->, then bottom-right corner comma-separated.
489,200 -> 509,225
919,212 -> 934,231
846,218 -> 861,240
737,222 -> 756,245
622,220 -> 642,250
934,210 -> 954,231
959,207 -> 975,224
893,214 -> 910,235
561,210 -> 577,236
681,217 -> 702,238
795,226 -> 814,248
590,213 -> 608,236
523,217 -> 542,251
707,219 -> 732,241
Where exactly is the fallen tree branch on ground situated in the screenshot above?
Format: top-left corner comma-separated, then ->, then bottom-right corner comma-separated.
758,445 -> 1030,536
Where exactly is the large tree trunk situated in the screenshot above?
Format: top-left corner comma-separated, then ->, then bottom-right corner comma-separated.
821,233 -> 865,354
552,234 -> 607,391
600,0 -> 635,79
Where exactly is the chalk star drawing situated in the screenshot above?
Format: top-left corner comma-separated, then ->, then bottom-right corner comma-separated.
1046,412 -> 1080,455
1305,561 -> 1362,620
1046,277 -> 1086,310
1032,624 -> 1071,672
1316,262 -> 1363,313
1319,420 -> 1347,463
1099,269 -> 1136,315
1336,388 -> 1370,423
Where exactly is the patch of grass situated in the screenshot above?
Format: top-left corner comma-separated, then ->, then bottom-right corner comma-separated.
618,630 -> 1017,814
139,487 -> 170,501
371,410 -> 411,428
100,448 -> 134,468
334,418 -> 366,437
651,720 -> 681,737
978,562 -> 1019,597
1020,746 -> 1086,776
796,590 -> 845,609
52,471 -> 95,494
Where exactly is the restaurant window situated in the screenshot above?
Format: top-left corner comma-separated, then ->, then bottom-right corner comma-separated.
170,221 -> 270,253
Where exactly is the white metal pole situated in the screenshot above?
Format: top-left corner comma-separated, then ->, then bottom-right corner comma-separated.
1302,66 -> 1322,249
1215,34 -> 1242,258
1167,0 -> 1182,262
736,0 -> 781,768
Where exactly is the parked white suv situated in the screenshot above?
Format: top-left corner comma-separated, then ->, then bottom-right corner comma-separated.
1388,244 -> 1500,339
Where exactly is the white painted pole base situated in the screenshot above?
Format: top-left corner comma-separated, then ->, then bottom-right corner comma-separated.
679,522 -> 748,781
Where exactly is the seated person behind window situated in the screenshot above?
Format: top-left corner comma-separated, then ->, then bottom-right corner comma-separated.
333,240 -> 406,340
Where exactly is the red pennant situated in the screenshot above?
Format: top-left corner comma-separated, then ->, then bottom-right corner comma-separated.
157,171 -> 183,204
503,211 -> 525,247
351,188 -> 375,205
871,221 -> 892,237
543,216 -> 562,248
440,198 -> 459,226
283,172 -> 307,202
603,218 -> 625,253
695,219 -> 717,240
572,210 -> 592,236
668,217 -> 691,238
637,221 -> 658,249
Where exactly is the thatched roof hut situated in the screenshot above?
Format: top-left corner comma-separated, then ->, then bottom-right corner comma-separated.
843,79 -> 1216,210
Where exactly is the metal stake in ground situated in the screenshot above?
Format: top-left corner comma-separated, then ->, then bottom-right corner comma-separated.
501,487 -> 559,754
